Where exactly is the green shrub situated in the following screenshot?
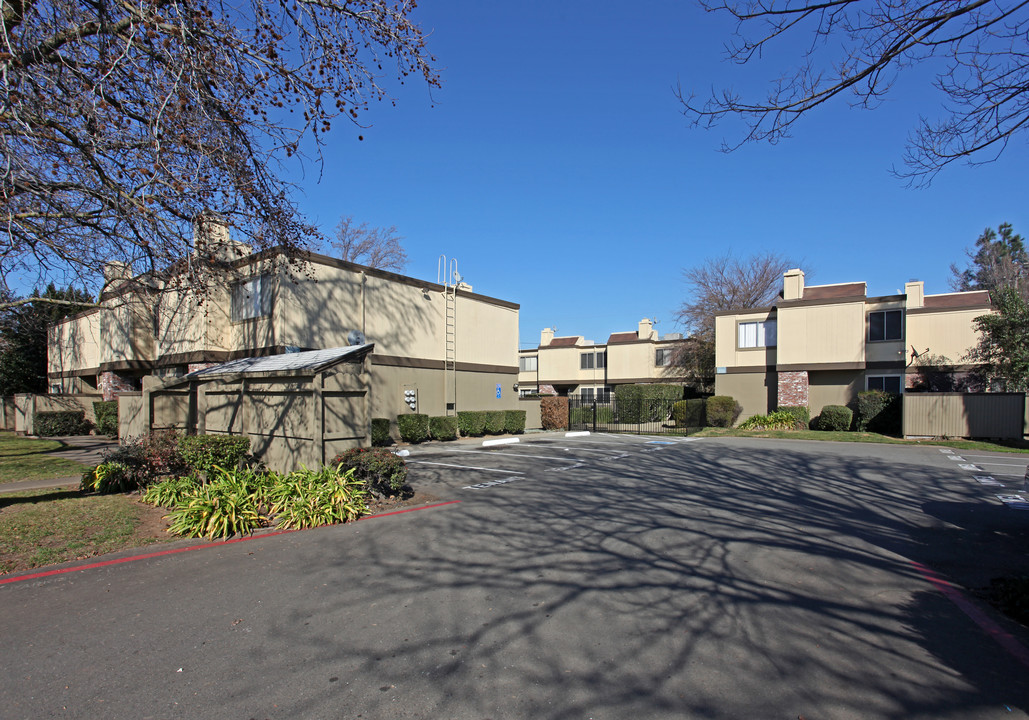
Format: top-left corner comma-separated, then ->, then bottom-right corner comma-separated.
178,435 -> 251,478
396,413 -> 429,443
706,396 -> 742,427
856,390 -> 902,435
777,405 -> 810,427
142,475 -> 202,507
34,410 -> 92,436
164,468 -> 264,539
371,418 -> 392,446
614,384 -> 684,423
483,410 -> 505,434
332,448 -> 408,497
818,405 -> 853,431
738,410 -> 800,430
540,396 -> 569,430
672,398 -> 706,427
92,401 -> 119,437
80,461 -> 134,494
271,465 -> 368,530
504,410 -> 527,434
457,411 -> 486,437
429,415 -> 458,441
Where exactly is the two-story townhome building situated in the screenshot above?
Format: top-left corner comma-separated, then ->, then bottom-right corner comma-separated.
517,318 -> 687,399
714,269 -> 992,421
49,241 -> 521,421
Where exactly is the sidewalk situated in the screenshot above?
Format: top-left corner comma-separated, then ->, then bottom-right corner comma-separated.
0,435 -> 116,495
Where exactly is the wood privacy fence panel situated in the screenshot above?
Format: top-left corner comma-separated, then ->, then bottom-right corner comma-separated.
12,393 -> 102,435
903,392 -> 1026,439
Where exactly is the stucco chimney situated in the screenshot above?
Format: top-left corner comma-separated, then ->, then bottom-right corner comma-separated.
905,280 -> 924,309
103,261 -> 132,282
638,318 -> 655,340
540,327 -> 555,346
194,214 -> 251,262
783,268 -> 805,300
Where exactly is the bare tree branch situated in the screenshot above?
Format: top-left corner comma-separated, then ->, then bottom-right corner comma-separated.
679,0 -> 1029,183
329,215 -> 408,272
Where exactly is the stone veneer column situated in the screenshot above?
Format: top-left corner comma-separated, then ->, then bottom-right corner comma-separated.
777,371 -> 809,408
100,371 -> 136,401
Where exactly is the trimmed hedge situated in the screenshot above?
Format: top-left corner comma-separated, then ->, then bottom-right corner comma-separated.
332,448 -> 408,497
93,401 -> 119,437
856,390 -> 902,435
504,410 -> 526,434
818,405 -> 853,431
457,411 -> 487,437
371,418 -> 392,446
429,415 -> 459,441
483,410 -> 505,435
614,384 -> 684,423
570,405 -> 614,425
706,396 -> 742,428
179,435 -> 251,477
541,396 -> 569,430
34,410 -> 92,436
397,413 -> 429,443
672,398 -> 705,427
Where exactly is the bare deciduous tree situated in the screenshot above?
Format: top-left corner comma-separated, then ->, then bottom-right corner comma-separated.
0,0 -> 438,297
679,0 -> 1029,183
330,216 -> 408,272
671,252 -> 798,391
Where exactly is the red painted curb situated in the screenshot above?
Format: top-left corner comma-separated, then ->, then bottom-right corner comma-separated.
911,560 -> 1029,670
0,499 -> 461,587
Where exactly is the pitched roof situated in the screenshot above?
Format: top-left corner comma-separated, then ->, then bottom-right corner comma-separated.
607,332 -> 638,344
548,336 -> 581,347
923,290 -> 991,309
186,344 -> 373,378
803,282 -> 866,300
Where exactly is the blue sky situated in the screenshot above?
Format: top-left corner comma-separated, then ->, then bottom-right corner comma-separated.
293,0 -> 1028,349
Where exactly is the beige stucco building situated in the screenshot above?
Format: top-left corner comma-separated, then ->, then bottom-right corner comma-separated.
48,246 -> 521,421
714,269 -> 993,421
517,318 -> 688,399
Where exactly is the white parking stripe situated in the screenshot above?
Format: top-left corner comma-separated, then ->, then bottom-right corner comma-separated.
407,461 -> 523,474
956,458 -> 1028,467
448,448 -> 588,462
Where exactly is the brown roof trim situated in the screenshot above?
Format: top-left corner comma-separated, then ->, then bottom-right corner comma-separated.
371,354 -> 516,375
47,367 -> 101,379
907,304 -> 992,315
777,362 -> 866,372
722,365 -> 776,374
99,359 -> 156,372
866,361 -> 906,371
866,294 -> 906,304
713,306 -> 776,317
51,307 -> 101,326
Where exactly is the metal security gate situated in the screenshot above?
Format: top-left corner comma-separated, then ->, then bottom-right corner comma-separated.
567,396 -> 695,436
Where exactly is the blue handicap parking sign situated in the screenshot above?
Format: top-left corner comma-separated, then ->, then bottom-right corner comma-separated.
496,383 -> 502,399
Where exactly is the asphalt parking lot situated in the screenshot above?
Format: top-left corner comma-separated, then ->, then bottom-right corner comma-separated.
2,433 -> 1029,719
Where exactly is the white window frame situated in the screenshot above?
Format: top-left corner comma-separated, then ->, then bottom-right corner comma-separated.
519,356 -> 537,372
866,375 -> 903,394
868,310 -> 903,342
737,320 -> 776,349
231,275 -> 272,323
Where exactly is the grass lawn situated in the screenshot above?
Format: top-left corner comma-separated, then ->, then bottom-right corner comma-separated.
0,488 -> 171,574
693,427 -> 1029,453
0,432 -> 91,484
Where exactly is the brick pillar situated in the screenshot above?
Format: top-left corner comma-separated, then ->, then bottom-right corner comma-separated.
777,371 -> 809,408
100,371 -> 136,401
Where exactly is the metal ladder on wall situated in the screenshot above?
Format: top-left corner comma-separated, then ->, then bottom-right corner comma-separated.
438,256 -> 459,415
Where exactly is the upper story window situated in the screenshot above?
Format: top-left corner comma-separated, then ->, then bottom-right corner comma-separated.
519,356 -> 537,372
868,310 -> 902,342
867,375 -> 902,394
596,351 -> 606,369
580,352 -> 595,370
231,275 -> 272,322
655,348 -> 673,366
738,320 -> 776,348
